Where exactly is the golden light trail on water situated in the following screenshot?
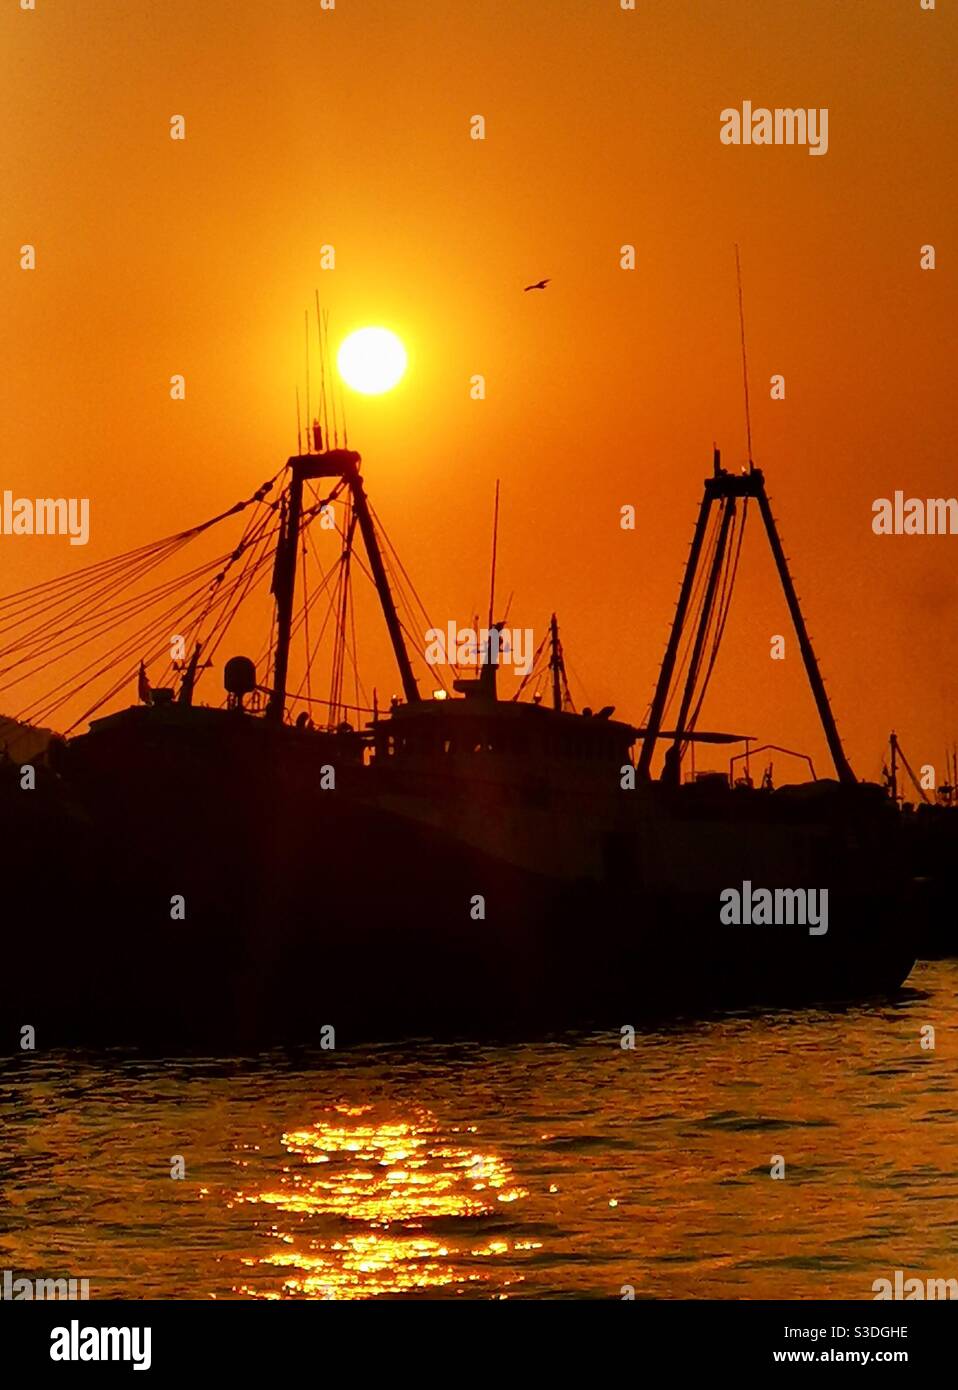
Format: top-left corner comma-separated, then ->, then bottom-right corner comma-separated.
229,1104 -> 532,1298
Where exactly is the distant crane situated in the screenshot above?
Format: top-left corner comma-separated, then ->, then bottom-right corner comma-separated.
886,730 -> 930,806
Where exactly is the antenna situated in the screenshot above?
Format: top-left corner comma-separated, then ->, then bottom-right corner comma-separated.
330,310 -> 348,449
487,478 -> 500,628
295,384 -> 302,456
315,289 -> 329,449
305,310 -> 311,451
323,309 -> 339,447
735,244 -> 754,471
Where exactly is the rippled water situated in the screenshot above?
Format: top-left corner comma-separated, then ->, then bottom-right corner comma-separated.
2,959 -> 957,1300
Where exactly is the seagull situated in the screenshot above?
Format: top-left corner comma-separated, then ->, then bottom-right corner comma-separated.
523,278 -> 550,292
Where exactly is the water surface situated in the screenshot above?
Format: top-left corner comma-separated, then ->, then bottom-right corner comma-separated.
2,960 -> 956,1299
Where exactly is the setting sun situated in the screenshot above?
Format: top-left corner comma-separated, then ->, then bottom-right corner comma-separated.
337,327 -> 407,395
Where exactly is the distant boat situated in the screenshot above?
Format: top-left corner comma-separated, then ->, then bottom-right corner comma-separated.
884,731 -> 958,959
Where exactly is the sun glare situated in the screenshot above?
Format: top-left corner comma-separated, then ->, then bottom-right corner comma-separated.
337,327 -> 407,395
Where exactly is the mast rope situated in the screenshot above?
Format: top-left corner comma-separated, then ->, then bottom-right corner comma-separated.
0,472 -> 283,720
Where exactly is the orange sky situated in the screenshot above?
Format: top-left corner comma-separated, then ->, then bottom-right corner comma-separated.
2,0 -> 955,783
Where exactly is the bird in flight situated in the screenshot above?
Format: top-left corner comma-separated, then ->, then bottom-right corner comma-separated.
524,278 -> 550,292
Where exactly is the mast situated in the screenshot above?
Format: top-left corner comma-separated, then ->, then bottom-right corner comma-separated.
549,613 -> 562,712
640,453 -> 856,786
754,483 -> 855,785
345,464 -> 420,705
637,451 -> 719,779
266,468 -> 305,722
888,730 -> 930,806
268,450 -> 420,721
177,643 -> 204,707
663,494 -> 736,784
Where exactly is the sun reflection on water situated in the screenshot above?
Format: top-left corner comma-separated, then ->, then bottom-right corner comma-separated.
230,1104 -> 533,1298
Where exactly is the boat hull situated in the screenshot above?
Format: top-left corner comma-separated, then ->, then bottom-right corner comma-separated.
2,751 -> 917,1048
